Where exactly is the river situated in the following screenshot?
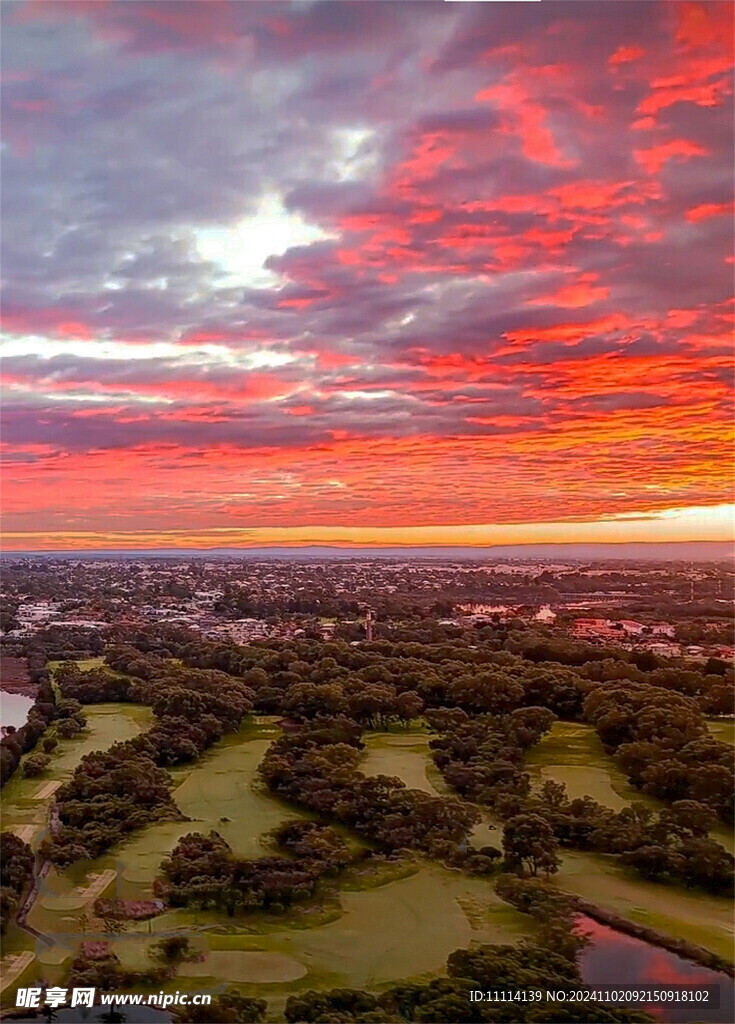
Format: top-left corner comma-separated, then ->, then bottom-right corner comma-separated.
579,916 -> 734,1023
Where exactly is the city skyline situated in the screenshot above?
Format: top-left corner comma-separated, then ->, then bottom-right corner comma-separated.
1,1 -> 733,550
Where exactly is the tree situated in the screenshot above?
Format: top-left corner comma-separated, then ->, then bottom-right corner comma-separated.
0,832 -> 34,934
150,935 -> 195,962
175,993 -> 266,1023
503,814 -> 560,877
621,845 -> 675,882
23,752 -> 51,777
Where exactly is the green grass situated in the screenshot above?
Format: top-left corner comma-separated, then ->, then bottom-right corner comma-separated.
11,720 -> 532,1004
1,703 -> 154,852
147,860 -> 532,996
362,732 -> 444,796
6,710 -> 730,1008
553,850 -> 734,962
361,731 -> 500,848
179,950 -> 308,983
525,721 -> 657,810
525,721 -> 734,853
0,702 -> 153,992
363,725 -> 734,963
707,718 -> 735,746
47,656 -> 105,674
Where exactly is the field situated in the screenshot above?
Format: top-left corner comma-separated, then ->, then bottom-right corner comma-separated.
0,701 -> 154,995
1,702 -> 154,850
553,851 -> 734,962
362,726 -> 734,962
362,730 -> 498,847
525,720 -> 734,854
3,716 -> 533,1009
47,657 -> 105,673
525,721 -> 655,810
362,729 -> 443,796
3,705 -> 732,1010
124,859 -> 532,1010
708,718 -> 735,746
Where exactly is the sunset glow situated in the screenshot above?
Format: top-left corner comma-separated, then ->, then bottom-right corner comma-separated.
1,0 -> 733,550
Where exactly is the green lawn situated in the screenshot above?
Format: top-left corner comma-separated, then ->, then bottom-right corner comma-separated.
361,731 -> 499,848
362,732 -> 444,796
363,725 -> 734,963
101,719 -> 312,897
11,720 -> 533,1005
553,850 -> 734,962
525,720 -> 734,854
47,656 -> 105,675
1,703 -> 153,851
707,718 -> 735,746
525,721 -> 658,810
0,702 -> 153,994
5,710 -> 731,1007
144,859 -> 532,999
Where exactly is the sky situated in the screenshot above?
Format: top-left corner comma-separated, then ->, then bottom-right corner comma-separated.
1,0 -> 733,551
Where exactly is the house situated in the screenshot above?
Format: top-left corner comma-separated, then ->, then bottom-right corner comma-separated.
572,618 -> 621,642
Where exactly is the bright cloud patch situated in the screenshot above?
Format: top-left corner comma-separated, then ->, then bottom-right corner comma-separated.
194,192 -> 335,287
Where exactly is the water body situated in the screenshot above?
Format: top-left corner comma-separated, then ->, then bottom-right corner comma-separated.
0,690 -> 34,730
580,916 -> 735,1023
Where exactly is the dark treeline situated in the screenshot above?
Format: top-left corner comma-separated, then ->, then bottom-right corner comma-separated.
1,625 -> 104,665
39,623 -> 733,903
1,627 -> 106,787
155,821 -> 354,916
260,716 -> 480,857
41,654 -> 254,866
143,626 -> 732,817
585,684 -> 733,822
0,831 -> 34,934
429,706 -> 733,894
0,675 -> 58,787
112,619 -> 732,715
140,627 -> 732,893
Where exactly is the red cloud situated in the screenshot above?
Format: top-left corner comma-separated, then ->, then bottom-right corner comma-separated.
686,201 -> 735,222
633,138 -> 708,174
2,0 -> 733,543
528,276 -> 610,309
609,45 -> 645,67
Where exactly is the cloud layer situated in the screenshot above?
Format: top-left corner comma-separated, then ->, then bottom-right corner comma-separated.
1,0 -> 733,546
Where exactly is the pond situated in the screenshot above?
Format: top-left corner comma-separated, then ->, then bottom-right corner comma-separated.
579,916 -> 735,1023
1,690 -> 34,730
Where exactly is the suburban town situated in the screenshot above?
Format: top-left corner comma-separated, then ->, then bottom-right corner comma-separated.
1,556 -> 733,664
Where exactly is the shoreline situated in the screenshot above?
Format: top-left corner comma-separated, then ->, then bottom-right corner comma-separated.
571,895 -> 735,978
0,656 -> 37,699
0,680 -> 38,698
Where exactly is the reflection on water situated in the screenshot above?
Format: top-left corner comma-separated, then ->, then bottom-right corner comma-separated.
1,690 -> 34,730
579,916 -> 735,1023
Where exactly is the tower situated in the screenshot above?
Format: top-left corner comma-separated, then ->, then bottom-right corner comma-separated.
365,608 -> 374,642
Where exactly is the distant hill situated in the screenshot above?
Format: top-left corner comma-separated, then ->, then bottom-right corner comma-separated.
2,541 -> 733,561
